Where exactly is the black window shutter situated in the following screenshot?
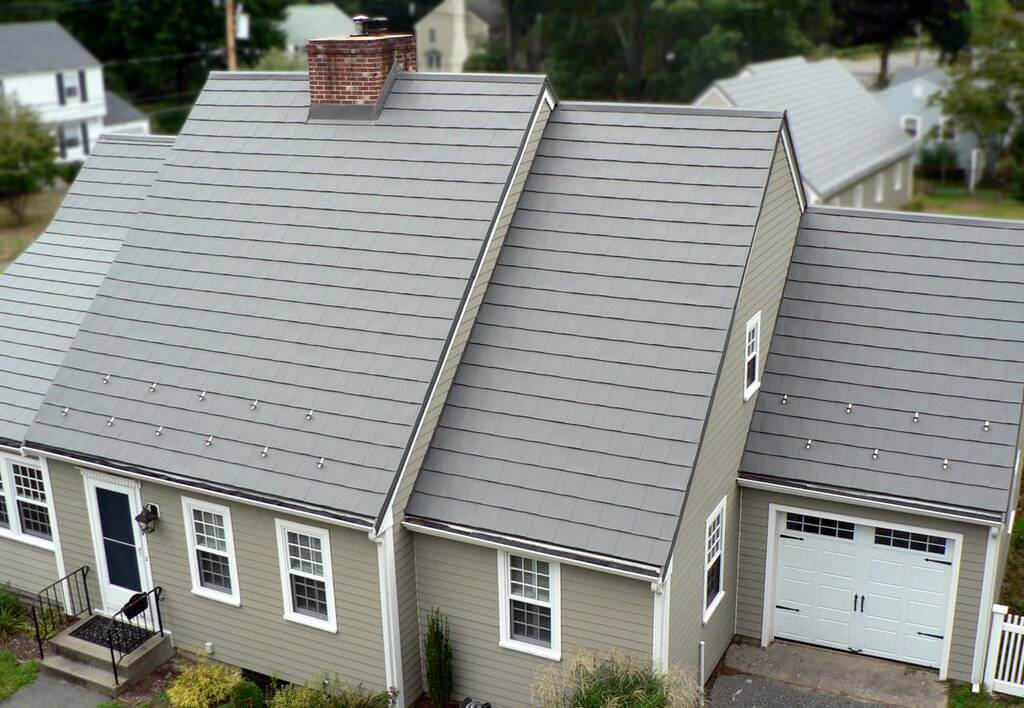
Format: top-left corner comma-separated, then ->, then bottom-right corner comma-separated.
78,70 -> 87,102
58,127 -> 66,159
56,73 -> 65,106
81,122 -> 89,155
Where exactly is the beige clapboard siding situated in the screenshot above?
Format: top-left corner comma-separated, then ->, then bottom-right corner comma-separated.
47,459 -> 388,688
0,536 -> 58,595
414,533 -> 653,708
666,134 -> 801,676
49,460 -> 104,605
826,154 -> 913,209
389,99 -> 552,704
736,486 -> 991,682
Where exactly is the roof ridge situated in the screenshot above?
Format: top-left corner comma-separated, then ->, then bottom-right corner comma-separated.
559,100 -> 784,119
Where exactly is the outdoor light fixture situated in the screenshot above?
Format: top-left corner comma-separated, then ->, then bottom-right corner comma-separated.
135,503 -> 160,534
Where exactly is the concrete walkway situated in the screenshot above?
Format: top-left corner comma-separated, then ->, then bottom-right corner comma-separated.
6,672 -> 107,707
710,640 -> 947,708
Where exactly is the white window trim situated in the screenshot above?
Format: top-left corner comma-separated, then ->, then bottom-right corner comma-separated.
497,550 -> 561,661
743,311 -> 762,400
0,456 -> 55,551
874,172 -> 885,203
274,518 -> 337,633
901,114 -> 921,139
182,496 -> 241,607
702,495 -> 727,624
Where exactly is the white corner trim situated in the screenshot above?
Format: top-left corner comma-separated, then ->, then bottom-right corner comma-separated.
652,561 -> 671,672
181,496 -> 242,607
497,549 -> 561,661
972,526 -> 1002,686
274,518 -> 338,634
761,502 -> 964,680
377,83 -> 552,536
374,527 -> 404,697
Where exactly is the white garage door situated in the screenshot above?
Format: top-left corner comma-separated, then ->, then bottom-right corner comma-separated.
773,512 -> 955,669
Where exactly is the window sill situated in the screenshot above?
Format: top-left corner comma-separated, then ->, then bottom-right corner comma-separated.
743,381 -> 761,401
702,591 -> 725,626
0,527 -> 55,552
283,611 -> 336,634
190,586 -> 241,607
499,638 -> 560,661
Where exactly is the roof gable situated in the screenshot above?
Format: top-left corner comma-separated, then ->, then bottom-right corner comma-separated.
407,103 -> 786,566
26,72 -> 546,523
714,57 -> 915,197
742,208 -> 1024,517
0,134 -> 173,447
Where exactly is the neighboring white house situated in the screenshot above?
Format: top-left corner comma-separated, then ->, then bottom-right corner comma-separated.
414,0 -> 502,72
0,21 -> 148,162
280,3 -> 356,56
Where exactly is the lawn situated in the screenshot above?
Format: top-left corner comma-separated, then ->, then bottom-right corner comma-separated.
0,649 -> 36,703
905,178 -> 1024,221
0,189 -> 65,266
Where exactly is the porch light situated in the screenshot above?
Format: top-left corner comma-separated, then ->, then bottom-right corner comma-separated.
135,503 -> 160,534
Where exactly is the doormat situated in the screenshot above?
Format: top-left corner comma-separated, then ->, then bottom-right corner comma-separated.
70,615 -> 155,655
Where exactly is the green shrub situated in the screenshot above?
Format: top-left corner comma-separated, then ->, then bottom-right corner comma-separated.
0,604 -> 28,645
267,675 -> 392,708
424,608 -> 453,708
532,649 -> 701,708
166,661 -> 242,708
230,679 -> 266,707
56,160 -> 83,184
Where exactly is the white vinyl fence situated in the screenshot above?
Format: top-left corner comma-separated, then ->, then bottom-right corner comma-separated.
985,605 -> 1024,696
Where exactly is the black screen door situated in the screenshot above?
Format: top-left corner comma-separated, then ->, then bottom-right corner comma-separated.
96,488 -> 142,592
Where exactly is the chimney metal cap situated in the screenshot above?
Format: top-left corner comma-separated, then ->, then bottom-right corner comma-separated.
354,15 -> 389,35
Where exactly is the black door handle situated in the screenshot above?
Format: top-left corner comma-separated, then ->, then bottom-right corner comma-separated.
853,593 -> 858,611
860,595 -> 865,613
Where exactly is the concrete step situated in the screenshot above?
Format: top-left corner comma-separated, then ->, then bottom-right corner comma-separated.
39,654 -> 122,697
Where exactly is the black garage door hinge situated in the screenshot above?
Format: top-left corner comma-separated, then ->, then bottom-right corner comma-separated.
917,631 -> 944,640
775,605 -> 801,612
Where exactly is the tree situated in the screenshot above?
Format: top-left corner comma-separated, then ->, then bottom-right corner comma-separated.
424,608 -> 452,708
0,100 -> 57,226
831,0 -> 969,87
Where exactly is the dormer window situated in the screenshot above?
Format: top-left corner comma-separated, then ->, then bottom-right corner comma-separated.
743,311 -> 762,400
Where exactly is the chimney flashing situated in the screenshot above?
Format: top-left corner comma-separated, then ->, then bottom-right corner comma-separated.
308,59 -> 405,122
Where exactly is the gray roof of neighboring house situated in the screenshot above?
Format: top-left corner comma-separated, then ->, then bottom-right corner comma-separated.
26,71 -> 546,524
468,0 -> 504,27
709,57 -> 915,199
0,134 -> 173,448
0,21 -> 99,75
887,65 -> 948,88
281,4 -> 355,46
407,103 -> 787,567
104,91 -> 147,127
741,208 -> 1024,518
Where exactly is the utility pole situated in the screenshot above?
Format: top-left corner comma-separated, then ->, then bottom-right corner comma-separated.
226,0 -> 237,71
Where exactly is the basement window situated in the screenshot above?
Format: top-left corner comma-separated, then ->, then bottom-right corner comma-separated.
183,497 -> 240,606
275,519 -> 336,632
703,496 -> 726,623
498,551 -> 561,660
743,312 -> 761,400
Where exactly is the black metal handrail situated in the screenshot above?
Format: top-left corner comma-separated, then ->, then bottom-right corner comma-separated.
106,587 -> 164,685
29,566 -> 92,658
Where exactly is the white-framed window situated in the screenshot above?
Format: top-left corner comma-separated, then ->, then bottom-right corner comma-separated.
275,519 -> 336,632
894,161 -> 903,190
61,123 -> 80,149
702,496 -> 727,623
429,27 -> 436,43
426,49 -> 442,69
901,114 -> 920,138
497,551 -> 561,660
182,497 -> 240,606
853,184 -> 864,208
743,311 -> 761,400
0,458 -> 54,548
940,116 -> 956,142
874,172 -> 885,203
61,71 -> 79,100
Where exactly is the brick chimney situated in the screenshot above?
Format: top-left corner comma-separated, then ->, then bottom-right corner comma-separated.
306,16 -> 416,108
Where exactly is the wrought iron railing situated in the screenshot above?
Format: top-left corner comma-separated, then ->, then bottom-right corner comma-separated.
106,587 -> 164,685
29,565 -> 92,658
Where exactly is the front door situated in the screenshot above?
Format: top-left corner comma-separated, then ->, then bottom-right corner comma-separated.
83,473 -> 149,613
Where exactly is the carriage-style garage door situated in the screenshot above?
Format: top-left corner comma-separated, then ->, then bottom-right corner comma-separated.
772,511 -> 957,669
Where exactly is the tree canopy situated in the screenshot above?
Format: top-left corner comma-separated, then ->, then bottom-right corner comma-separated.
0,100 -> 57,225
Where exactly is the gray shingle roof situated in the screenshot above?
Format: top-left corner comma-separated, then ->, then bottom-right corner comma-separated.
0,21 -> 99,75
26,71 -> 546,522
0,134 -> 173,447
104,91 -> 147,127
741,207 -> 1024,517
407,103 -> 786,566
711,57 -> 915,198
